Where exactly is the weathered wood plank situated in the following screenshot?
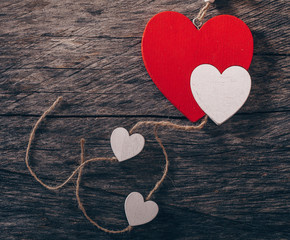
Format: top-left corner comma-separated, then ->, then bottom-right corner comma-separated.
1,169 -> 289,240
1,113 -> 289,230
0,112 -> 289,239
0,55 -> 289,117
0,0 -> 289,55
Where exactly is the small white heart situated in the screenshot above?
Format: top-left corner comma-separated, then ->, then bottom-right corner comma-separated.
110,127 -> 145,162
190,64 -> 251,125
125,192 -> 159,227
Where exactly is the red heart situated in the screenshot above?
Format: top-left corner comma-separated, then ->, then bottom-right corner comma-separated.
142,12 -> 253,122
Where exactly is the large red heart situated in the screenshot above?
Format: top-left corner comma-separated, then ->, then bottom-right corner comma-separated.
142,12 -> 253,122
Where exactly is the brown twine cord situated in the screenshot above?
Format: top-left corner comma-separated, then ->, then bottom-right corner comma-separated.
25,96 -> 70,190
25,97 -> 207,234
25,97 -> 116,190
193,1 -> 212,28
129,116 -> 208,134
196,2 -> 211,22
25,97 -> 131,234
145,125 -> 169,201
130,116 -> 208,201
75,139 -> 133,233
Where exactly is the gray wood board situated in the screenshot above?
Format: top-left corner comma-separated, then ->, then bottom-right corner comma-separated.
0,0 -> 289,239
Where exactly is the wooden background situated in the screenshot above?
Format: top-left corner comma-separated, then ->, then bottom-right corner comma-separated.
0,0 -> 289,239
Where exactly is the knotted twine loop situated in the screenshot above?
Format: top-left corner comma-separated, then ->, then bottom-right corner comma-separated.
25,97 -> 207,234
193,1 -> 213,29
76,139 -> 133,233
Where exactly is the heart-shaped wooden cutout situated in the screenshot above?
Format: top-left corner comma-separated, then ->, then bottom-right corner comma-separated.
190,64 -> 251,125
110,127 -> 145,162
142,12 -> 253,122
125,192 -> 159,226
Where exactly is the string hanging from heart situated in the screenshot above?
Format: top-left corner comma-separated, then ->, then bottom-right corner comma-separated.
25,97 -> 208,234
193,0 -> 214,28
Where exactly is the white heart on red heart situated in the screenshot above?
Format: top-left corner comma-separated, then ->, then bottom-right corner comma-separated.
125,192 -> 159,226
190,64 -> 251,125
110,127 -> 145,162
142,12 -> 253,122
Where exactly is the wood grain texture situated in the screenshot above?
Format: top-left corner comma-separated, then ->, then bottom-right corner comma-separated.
0,0 -> 289,239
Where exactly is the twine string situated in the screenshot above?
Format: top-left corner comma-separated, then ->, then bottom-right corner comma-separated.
146,125 -> 169,201
129,116 -> 208,135
25,97 -> 207,234
130,117 -> 208,201
193,1 -> 212,28
25,96 -> 117,190
75,139 -> 132,233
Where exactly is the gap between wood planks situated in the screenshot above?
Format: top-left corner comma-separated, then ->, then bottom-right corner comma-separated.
0,110 -> 289,118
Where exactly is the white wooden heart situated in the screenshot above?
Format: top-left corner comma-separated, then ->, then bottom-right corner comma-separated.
125,192 -> 159,227
110,127 -> 145,162
190,64 -> 251,125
